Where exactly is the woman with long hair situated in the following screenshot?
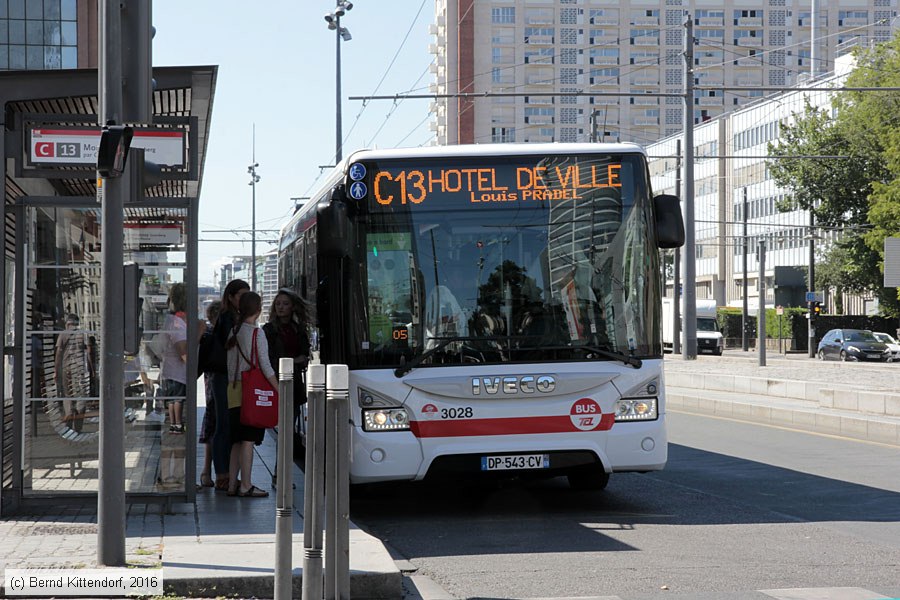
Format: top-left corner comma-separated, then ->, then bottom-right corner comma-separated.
262,288 -> 311,486
210,279 -> 250,491
225,291 -> 276,497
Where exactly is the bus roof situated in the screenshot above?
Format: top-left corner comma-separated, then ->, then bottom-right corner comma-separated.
343,142 -> 647,165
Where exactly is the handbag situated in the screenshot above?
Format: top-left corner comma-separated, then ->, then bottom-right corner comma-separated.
235,329 -> 279,428
197,328 -> 227,377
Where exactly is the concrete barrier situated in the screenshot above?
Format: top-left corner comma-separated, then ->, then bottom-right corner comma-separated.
665,371 -> 900,417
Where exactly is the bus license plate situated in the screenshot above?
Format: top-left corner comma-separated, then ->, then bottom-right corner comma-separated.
481,454 -> 549,471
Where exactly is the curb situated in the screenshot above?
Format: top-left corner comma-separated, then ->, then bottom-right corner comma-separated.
163,571 -> 403,599
667,387 -> 900,446
665,371 -> 900,418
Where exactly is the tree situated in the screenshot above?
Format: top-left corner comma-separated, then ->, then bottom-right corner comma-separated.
767,33 -> 900,315
839,34 -> 900,316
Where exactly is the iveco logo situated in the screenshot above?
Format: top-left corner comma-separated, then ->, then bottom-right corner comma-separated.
471,375 -> 556,395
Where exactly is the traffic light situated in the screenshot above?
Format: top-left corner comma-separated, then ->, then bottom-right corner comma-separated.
97,125 -> 133,178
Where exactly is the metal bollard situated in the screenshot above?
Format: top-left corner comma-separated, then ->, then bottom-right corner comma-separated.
302,363 -> 326,600
324,364 -> 350,600
275,358 -> 294,600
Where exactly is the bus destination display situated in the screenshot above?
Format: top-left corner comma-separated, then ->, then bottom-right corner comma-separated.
366,161 -> 624,206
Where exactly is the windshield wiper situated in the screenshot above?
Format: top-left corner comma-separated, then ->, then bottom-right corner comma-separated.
583,345 -> 642,369
394,335 -> 493,378
514,344 -> 642,369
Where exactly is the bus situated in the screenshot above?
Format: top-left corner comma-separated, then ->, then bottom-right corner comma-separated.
278,143 -> 683,490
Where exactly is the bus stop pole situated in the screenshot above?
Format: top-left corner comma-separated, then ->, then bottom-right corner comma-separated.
302,363 -> 326,600
325,364 -> 350,600
97,0 -> 126,566
275,358 -> 294,600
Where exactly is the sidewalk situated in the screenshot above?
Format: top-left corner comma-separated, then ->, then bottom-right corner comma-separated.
0,410 -> 401,599
664,351 -> 900,446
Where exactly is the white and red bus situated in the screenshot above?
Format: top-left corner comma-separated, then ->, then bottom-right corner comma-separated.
279,143 -> 683,489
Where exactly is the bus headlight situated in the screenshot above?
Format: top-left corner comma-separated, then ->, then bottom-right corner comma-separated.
615,397 -> 658,422
362,408 -> 410,432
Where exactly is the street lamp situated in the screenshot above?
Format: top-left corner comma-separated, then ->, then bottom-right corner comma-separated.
248,160 -> 261,291
325,1 -> 353,163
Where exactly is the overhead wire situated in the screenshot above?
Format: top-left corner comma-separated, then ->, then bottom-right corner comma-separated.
299,0 -> 433,198
341,0 -> 430,152
404,23 -> 687,98
367,59 -> 435,147
694,17 -> 894,74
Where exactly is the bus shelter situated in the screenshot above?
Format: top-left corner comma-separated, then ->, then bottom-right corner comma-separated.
0,66 -> 217,515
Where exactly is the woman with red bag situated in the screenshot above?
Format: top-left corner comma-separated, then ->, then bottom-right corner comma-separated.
225,291 -> 277,498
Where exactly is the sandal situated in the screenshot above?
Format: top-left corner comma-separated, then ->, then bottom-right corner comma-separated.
214,476 -> 230,491
225,479 -> 242,496
200,474 -> 214,488
238,485 -> 269,498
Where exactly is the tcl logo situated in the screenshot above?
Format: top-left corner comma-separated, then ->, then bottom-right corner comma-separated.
570,398 -> 602,431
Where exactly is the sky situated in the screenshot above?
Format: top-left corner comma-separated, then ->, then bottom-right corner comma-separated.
152,0 -> 436,286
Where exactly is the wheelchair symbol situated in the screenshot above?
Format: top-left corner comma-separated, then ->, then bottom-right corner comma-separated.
349,163 -> 366,181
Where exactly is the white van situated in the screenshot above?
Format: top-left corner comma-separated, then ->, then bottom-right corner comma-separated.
662,298 -> 724,355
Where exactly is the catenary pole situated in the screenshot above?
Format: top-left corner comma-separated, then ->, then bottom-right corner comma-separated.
249,126 -> 259,291
681,15 -> 697,360
742,187 -> 750,352
334,4 -> 343,163
759,242 -> 767,366
811,0 -> 817,79
808,210 -> 817,357
673,138 -> 682,355
97,0 -> 126,566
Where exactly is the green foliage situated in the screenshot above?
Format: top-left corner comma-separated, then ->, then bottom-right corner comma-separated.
767,101 -> 878,227
716,307 -> 800,341
766,307 -> 805,339
717,307 -> 754,342
767,33 -> 900,316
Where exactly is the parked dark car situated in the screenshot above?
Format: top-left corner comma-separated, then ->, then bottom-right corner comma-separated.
816,328 -> 890,362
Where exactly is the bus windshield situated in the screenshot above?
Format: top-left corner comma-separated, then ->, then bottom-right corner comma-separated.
345,152 -> 662,368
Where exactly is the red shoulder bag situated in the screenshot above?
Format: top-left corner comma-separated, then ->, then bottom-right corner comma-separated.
237,329 -> 279,428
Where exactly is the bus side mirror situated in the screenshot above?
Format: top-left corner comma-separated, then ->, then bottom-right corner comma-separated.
317,185 -> 353,258
654,193 -> 685,249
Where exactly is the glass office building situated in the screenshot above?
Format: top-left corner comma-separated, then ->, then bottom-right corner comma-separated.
0,0 -> 86,70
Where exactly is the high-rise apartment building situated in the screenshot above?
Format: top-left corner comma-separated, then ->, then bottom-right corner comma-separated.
431,0 -> 897,146
0,0 -> 98,70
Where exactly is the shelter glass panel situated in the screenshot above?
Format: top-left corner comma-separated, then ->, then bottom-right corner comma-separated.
22,206 -> 190,496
